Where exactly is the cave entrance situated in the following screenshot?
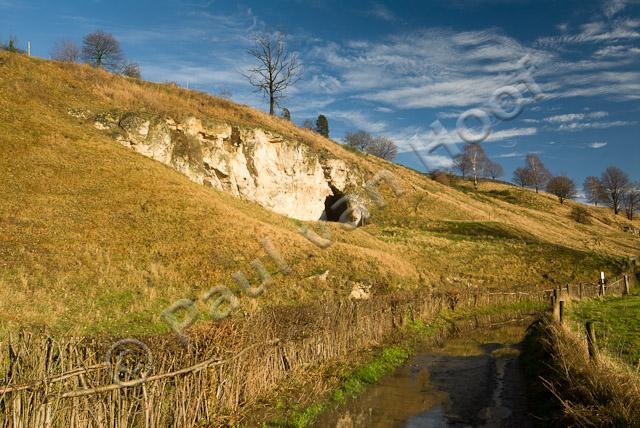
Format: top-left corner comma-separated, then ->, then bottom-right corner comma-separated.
322,187 -> 348,222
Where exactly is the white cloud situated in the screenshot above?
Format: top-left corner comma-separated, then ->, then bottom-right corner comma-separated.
594,44 -> 640,57
392,125 -> 536,154
485,127 -> 538,142
142,63 -> 247,86
369,3 -> 397,21
544,111 -> 609,123
604,0 -> 629,18
307,28 -> 551,110
536,19 -> 640,47
558,120 -> 635,130
589,142 -> 608,148
329,110 -> 387,133
496,151 -> 525,158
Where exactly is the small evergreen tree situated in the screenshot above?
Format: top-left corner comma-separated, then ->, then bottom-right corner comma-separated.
281,108 -> 291,121
315,114 -> 329,138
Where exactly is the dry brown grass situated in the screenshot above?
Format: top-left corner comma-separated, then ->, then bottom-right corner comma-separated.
524,315 -> 640,427
0,50 -> 638,336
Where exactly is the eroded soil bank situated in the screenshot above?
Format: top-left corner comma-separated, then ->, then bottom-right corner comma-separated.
314,321 -> 535,428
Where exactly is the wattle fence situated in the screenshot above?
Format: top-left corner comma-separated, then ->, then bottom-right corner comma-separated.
1,268 -> 635,427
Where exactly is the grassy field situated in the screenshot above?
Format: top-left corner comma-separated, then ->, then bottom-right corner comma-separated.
0,49 -> 638,337
568,294 -> 640,366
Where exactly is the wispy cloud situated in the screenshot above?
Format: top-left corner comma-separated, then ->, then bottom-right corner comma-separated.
544,111 -> 609,123
393,125 -> 536,154
589,142 -> 608,148
369,3 -> 397,21
604,0 -> 629,18
558,120 -> 636,131
496,151 -> 525,158
329,110 -> 387,133
306,28 -> 551,110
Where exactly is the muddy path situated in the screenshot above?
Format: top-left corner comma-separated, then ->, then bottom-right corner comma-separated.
314,322 -> 535,428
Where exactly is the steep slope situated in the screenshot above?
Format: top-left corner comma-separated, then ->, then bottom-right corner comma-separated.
0,50 -> 637,336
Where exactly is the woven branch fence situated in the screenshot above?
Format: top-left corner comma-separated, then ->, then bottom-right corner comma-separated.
0,281 -> 610,427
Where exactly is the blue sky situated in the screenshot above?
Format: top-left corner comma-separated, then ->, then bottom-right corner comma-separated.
2,0 -> 639,190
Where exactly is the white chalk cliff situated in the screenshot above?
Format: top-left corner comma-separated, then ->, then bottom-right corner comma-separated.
88,111 -> 362,221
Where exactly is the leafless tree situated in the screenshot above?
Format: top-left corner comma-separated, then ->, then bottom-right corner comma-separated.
365,136 -> 398,161
513,167 -> 532,187
453,154 -> 471,179
525,153 -> 550,193
344,130 -> 374,151
51,39 -> 80,63
600,166 -> 630,214
623,183 -> 640,220
546,176 -> 577,204
244,32 -> 302,115
583,176 -> 607,206
121,62 -> 141,78
456,143 -> 490,189
216,89 -> 233,99
485,161 -> 504,180
82,30 -> 123,71
302,119 -> 315,130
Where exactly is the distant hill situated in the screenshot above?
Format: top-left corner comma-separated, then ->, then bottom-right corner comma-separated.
0,50 -> 638,336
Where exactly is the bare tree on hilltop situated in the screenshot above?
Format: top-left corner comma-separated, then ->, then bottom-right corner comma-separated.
600,166 -> 630,214
366,136 -> 398,161
121,62 -> 141,79
52,39 -> 80,63
511,154 -> 550,192
343,130 -> 397,161
345,130 -> 374,151
525,154 -> 550,193
454,143 -> 490,190
485,161 -> 504,180
546,175 -> 577,204
82,30 -> 123,72
623,183 -> 640,220
583,176 -> 607,206
244,32 -> 302,115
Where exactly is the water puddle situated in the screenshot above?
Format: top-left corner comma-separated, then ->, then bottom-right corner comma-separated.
315,322 -> 534,428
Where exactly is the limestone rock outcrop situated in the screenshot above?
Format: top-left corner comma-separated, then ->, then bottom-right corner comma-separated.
89,111 -> 363,221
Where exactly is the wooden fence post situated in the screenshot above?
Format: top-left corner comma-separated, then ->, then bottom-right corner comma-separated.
566,284 -> 571,299
559,301 -> 565,324
624,274 -> 630,296
579,283 -> 583,300
586,322 -> 597,361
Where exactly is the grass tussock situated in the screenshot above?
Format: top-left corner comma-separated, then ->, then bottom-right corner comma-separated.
523,315 -> 640,427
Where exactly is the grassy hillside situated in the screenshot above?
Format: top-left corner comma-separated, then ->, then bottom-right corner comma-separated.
0,50 -> 638,337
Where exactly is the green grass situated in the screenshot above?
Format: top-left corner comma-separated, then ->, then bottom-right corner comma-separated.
568,295 -> 640,366
269,345 -> 411,427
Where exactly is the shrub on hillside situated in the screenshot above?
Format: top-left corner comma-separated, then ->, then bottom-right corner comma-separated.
430,170 -> 453,186
570,206 -> 591,224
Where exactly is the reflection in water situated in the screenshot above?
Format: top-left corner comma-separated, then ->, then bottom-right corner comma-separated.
405,405 -> 447,427
315,323 -> 534,428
